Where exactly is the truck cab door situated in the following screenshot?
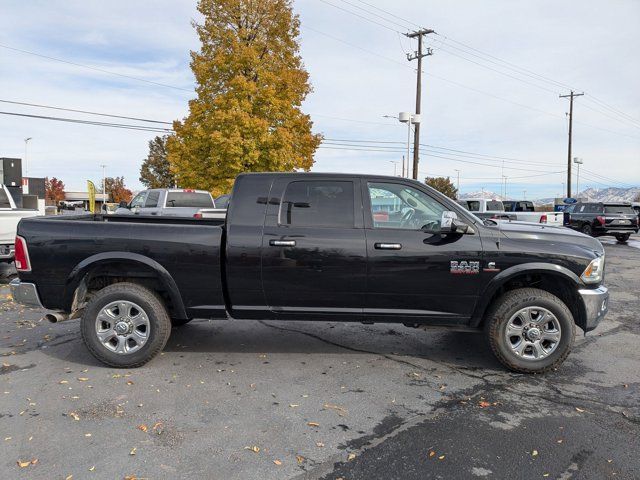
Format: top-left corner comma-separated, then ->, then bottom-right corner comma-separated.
260,177 -> 366,320
128,191 -> 147,215
363,180 -> 484,325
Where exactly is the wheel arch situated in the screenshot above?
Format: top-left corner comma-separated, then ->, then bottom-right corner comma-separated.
471,263 -> 588,332
63,252 -> 187,320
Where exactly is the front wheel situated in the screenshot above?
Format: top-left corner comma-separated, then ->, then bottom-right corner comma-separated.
81,282 -> 172,368
615,233 -> 630,243
485,288 -> 575,374
581,224 -> 593,236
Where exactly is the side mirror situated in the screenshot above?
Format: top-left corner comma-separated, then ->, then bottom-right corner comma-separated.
119,201 -> 129,208
435,211 -> 475,235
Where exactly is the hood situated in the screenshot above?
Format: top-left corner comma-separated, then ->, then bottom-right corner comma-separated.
489,220 -> 604,253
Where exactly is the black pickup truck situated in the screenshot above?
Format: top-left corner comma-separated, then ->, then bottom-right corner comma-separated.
10,173 -> 609,373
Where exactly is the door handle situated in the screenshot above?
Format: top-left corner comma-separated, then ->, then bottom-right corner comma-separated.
269,239 -> 296,247
374,243 -> 402,250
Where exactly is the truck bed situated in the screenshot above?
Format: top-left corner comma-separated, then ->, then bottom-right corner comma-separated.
16,214 -> 227,318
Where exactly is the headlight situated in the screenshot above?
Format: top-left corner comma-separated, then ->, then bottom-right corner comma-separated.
581,254 -> 605,284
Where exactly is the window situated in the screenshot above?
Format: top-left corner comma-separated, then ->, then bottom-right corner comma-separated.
145,191 -> 160,208
368,182 -> 447,230
465,201 -> 480,212
279,181 -> 354,228
486,201 -> 504,211
586,204 -> 603,214
129,192 -> 147,208
0,188 -> 10,208
605,205 -> 635,214
165,191 -> 214,208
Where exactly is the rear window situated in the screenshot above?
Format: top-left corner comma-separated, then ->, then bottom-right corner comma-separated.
165,192 -> 214,208
605,205 -> 635,214
463,201 -> 480,211
486,201 -> 504,211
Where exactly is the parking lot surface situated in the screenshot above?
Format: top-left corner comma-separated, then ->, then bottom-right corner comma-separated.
1,235 -> 639,479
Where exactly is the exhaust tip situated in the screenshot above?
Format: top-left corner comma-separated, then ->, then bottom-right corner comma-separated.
44,313 -> 68,323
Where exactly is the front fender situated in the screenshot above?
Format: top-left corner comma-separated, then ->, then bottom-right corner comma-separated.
470,262 -> 582,328
63,251 -> 187,319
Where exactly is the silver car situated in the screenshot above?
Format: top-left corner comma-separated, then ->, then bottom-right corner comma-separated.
116,189 -> 215,217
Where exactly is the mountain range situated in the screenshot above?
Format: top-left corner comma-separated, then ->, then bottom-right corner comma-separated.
459,187 -> 640,206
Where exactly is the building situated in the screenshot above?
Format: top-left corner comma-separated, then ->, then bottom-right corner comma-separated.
63,191 -> 109,211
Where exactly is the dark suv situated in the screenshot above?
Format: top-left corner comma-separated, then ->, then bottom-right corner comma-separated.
564,202 -> 639,242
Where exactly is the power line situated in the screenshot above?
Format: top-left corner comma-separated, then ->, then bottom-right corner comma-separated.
337,0 -> 412,31
0,110 -> 172,133
0,99 -> 173,125
317,0 -> 400,32
0,43 -> 193,93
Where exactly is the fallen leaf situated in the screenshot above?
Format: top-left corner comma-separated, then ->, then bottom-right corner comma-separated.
543,474 -> 549,478
17,460 -> 31,468
307,422 -> 320,427
69,412 -> 80,421
438,455 -> 445,460
575,407 -> 586,413
532,450 -> 539,457
478,401 -> 491,408
245,446 -> 260,453
273,459 -> 282,465
129,447 -> 137,456
429,451 -> 436,458
556,439 -> 563,444
323,403 -> 348,416
65,475 -> 73,480
289,404 -> 300,408
77,377 -> 89,382
137,424 -> 148,433
59,380 -> 69,384
296,455 -> 305,464
85,433 -> 92,437
347,453 -> 356,461
126,380 -> 134,385
89,466 -> 95,471
316,442 -> 325,447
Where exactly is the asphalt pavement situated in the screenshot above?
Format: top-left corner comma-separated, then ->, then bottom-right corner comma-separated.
1,235 -> 639,479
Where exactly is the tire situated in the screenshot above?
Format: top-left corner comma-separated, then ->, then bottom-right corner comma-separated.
580,224 -> 592,236
615,233 -> 630,243
171,318 -> 193,327
484,288 -> 575,374
81,282 -> 171,368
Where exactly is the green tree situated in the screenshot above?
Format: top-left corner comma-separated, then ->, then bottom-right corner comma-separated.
140,136 -> 174,188
168,0 -> 322,196
425,176 -> 458,200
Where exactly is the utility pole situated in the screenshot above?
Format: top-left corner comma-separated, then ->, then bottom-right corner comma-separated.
405,28 -> 434,180
100,164 -> 107,202
454,169 -> 460,198
559,91 -> 584,198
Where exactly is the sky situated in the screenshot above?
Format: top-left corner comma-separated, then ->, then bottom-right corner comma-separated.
0,0 -> 639,198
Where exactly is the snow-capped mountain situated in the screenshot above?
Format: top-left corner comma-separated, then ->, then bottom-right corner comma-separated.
460,187 -> 639,206
459,190 -> 504,200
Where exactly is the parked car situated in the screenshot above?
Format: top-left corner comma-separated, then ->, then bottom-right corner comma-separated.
214,194 -> 231,209
100,202 -> 119,215
503,200 -> 563,226
457,198 -> 514,220
116,189 -> 215,217
11,173 -> 609,373
563,202 -> 639,243
0,184 -> 38,262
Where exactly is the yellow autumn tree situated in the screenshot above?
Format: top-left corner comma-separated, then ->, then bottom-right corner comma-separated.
168,0 -> 323,195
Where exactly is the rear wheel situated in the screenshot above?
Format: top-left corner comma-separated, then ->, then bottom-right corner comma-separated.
615,233 -> 630,243
485,288 -> 575,374
81,282 -> 171,368
581,224 -> 592,236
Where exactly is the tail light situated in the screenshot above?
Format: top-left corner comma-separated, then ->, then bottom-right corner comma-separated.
539,214 -> 547,224
596,216 -> 605,225
14,236 -> 31,271
193,212 -> 203,219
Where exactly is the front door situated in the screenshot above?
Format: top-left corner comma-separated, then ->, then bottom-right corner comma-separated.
363,180 -> 484,324
261,177 -> 366,319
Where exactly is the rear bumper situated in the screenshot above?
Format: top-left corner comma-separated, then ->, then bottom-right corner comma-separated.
9,279 -> 44,308
0,243 -> 14,260
578,285 -> 609,332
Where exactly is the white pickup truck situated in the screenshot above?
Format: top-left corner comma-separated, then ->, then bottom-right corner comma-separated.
457,198 -> 515,220
0,184 -> 39,262
503,200 -> 563,226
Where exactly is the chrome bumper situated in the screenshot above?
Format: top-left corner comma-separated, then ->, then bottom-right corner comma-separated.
578,285 -> 609,332
0,244 -> 14,260
9,279 -> 44,308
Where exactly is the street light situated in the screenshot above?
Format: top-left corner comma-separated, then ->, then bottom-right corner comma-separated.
383,112 -> 420,178
24,137 -> 32,177
389,161 -> 399,176
573,157 -> 583,199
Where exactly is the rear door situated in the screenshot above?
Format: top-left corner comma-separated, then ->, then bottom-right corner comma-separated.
142,190 -> 161,215
261,177 -> 366,319
363,180 -> 484,323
